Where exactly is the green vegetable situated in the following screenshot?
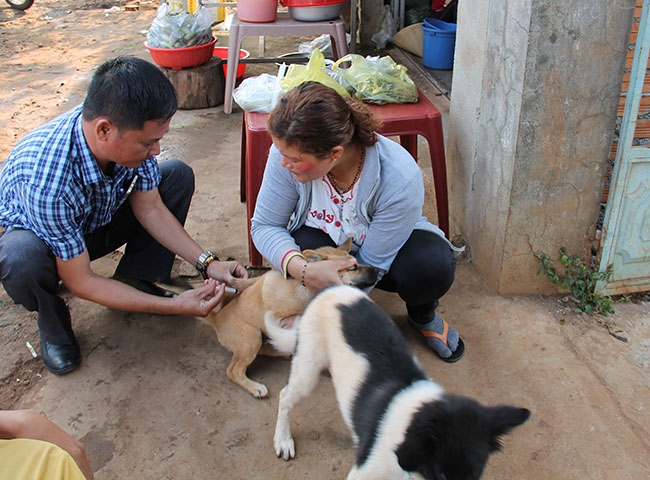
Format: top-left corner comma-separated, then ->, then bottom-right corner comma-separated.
146,4 -> 213,49
332,54 -> 418,104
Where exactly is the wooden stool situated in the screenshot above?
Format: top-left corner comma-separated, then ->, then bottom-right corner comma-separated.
241,91 -> 448,267
160,57 -> 224,109
224,12 -> 348,114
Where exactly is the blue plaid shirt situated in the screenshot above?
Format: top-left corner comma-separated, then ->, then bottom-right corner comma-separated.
0,105 -> 162,260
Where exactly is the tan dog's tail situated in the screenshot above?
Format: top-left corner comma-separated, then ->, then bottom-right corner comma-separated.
264,311 -> 299,354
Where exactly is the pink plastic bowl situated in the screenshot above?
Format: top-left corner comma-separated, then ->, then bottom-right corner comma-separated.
145,37 -> 217,70
213,47 -> 250,79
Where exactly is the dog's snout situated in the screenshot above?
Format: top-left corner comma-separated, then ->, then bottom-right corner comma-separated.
368,266 -> 380,279
352,266 -> 380,289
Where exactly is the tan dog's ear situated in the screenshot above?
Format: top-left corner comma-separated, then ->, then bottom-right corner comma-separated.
339,238 -> 353,253
303,250 -> 326,262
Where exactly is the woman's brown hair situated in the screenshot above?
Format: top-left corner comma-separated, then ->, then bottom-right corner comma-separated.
267,81 -> 382,158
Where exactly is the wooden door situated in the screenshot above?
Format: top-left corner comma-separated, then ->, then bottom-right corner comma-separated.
597,0 -> 650,295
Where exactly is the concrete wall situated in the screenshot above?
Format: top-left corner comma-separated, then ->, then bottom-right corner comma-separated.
447,0 -> 636,294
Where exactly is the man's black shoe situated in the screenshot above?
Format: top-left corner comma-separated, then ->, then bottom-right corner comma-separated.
135,280 -> 178,298
40,335 -> 81,375
112,273 -> 178,298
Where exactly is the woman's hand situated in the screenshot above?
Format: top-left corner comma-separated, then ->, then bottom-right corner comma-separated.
293,257 -> 357,293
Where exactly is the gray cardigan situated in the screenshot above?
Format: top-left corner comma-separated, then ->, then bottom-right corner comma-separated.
250,135 -> 461,279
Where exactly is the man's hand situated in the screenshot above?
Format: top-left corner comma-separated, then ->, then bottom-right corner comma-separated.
176,278 -> 227,317
206,260 -> 248,285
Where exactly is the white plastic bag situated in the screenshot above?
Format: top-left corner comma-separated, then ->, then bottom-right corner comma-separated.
298,34 -> 333,58
371,5 -> 396,49
233,74 -> 284,113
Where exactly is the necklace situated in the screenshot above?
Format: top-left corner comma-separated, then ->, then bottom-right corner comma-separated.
327,148 -> 365,194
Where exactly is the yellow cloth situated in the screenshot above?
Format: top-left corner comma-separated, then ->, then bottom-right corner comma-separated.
0,438 -> 86,480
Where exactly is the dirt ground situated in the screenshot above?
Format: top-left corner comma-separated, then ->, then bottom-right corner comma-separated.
1,1 -> 650,479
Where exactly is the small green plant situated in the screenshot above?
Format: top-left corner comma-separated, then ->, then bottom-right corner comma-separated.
535,248 -> 615,316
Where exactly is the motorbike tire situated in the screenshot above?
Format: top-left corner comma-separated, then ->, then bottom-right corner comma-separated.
6,0 -> 34,10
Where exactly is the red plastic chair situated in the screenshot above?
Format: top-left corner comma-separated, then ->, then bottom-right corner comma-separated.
241,91 -> 448,267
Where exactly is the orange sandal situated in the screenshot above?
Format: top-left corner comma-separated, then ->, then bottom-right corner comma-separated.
412,316 -> 465,363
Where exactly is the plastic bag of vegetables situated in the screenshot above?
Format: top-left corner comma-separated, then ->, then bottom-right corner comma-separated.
146,3 -> 213,49
332,54 -> 418,104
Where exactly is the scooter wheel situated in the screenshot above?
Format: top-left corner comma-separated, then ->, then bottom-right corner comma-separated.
6,0 -> 34,10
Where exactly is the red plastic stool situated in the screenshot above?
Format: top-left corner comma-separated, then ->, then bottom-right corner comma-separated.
241,91 -> 448,267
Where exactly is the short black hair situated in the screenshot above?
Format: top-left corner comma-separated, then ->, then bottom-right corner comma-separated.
82,56 -> 177,131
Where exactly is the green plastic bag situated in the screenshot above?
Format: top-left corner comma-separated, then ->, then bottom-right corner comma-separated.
279,49 -> 350,98
332,54 -> 418,104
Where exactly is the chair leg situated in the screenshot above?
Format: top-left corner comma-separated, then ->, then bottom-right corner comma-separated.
399,131 -> 449,236
224,25 -> 241,114
244,114 -> 273,268
245,166 -> 264,267
247,218 -> 263,267
240,118 -> 247,203
332,22 -> 348,58
399,134 -> 418,160
424,119 -> 449,236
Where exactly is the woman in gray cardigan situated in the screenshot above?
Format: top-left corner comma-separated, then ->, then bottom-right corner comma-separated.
250,81 -> 464,362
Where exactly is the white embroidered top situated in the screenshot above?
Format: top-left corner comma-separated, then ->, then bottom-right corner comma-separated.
305,175 -> 367,247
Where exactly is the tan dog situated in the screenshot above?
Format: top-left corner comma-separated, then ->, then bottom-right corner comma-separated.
204,240 -> 379,398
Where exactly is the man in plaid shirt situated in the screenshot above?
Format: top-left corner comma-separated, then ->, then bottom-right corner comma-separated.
0,56 -> 247,375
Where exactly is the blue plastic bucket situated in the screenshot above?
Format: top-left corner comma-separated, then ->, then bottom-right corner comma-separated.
421,18 -> 457,70
424,17 -> 457,32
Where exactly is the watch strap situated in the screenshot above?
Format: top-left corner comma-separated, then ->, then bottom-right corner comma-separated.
195,251 -> 218,279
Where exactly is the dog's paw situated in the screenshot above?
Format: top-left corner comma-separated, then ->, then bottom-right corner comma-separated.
249,382 -> 269,398
274,436 -> 295,461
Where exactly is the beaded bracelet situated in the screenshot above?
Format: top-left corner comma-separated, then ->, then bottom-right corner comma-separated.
300,262 -> 308,287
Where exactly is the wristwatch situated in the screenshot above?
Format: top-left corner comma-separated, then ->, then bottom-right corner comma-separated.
195,251 -> 218,280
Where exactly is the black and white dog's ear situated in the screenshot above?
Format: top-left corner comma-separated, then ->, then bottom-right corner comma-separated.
394,404 -> 446,474
396,442 -> 430,475
487,406 -> 531,452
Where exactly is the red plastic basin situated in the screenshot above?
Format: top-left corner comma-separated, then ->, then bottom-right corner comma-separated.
213,47 -> 250,79
145,37 -> 217,70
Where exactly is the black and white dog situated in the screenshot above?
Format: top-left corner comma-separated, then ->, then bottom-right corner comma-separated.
274,285 -> 530,479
